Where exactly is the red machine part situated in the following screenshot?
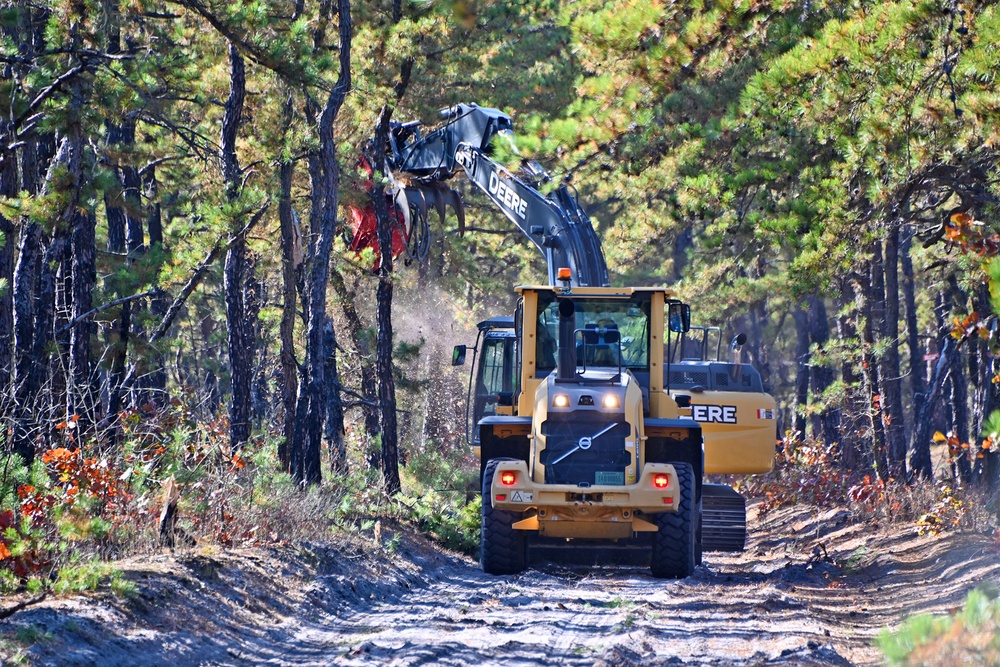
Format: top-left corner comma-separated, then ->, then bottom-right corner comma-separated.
347,156 -> 410,271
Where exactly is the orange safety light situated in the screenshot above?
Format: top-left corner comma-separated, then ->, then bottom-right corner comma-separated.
653,473 -> 670,489
557,267 -> 572,280
500,470 -> 517,486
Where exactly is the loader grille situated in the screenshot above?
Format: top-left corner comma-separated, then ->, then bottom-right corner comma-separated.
539,415 -> 631,486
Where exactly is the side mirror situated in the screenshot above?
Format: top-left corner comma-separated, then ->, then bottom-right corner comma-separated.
452,344 -> 467,366
668,303 -> 691,334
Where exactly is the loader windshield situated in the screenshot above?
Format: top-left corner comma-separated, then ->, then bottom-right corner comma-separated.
535,293 -> 651,376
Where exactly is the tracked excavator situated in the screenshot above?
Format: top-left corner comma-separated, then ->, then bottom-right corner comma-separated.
353,103 -> 777,577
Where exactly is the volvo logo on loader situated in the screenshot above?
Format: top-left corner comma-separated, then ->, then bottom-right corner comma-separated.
692,404 -> 738,424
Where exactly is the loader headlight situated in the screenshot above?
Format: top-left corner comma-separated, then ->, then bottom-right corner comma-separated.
602,394 -> 620,409
553,394 -> 570,408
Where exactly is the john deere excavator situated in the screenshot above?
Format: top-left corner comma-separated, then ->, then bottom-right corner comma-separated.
356,103 -> 777,577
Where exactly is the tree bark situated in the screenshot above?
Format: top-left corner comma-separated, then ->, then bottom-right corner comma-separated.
0,152 -> 15,398
971,283 -> 996,486
808,296 -> 839,446
11,224 -> 43,463
900,229 -> 923,453
370,55 -> 413,495
329,267 -> 381,467
911,334 -> 954,480
373,113 -> 401,494
323,317 -> 347,471
837,280 -> 866,471
791,306 -> 810,439
855,264 -> 890,482
881,229 -> 908,480
143,165 -> 169,396
221,42 -> 253,450
278,156 -> 298,473
944,277 -> 972,483
292,0 -> 351,486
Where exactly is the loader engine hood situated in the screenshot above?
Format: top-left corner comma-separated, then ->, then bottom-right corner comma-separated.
532,372 -> 643,487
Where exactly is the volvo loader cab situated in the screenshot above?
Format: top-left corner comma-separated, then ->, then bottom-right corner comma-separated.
453,279 -> 775,577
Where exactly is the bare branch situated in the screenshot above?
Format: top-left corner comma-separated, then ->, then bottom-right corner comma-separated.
147,200 -> 271,345
55,290 -> 161,336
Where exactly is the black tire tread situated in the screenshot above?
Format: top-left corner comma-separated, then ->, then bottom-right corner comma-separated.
650,462 -> 696,578
481,459 -> 527,575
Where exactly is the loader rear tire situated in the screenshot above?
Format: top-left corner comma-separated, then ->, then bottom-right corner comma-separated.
650,462 -> 696,578
481,459 -> 526,575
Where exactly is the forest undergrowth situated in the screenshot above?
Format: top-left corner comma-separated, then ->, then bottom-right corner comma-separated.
3,401 -> 998,614
735,432 -> 1000,539
0,393 -> 481,607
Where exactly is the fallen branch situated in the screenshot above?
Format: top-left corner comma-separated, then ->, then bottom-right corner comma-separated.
0,590 -> 49,620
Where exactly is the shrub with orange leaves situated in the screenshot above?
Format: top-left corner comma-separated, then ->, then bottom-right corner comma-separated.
1,447 -> 135,582
735,433 -> 849,514
944,212 -> 1000,258
733,432 -> 992,534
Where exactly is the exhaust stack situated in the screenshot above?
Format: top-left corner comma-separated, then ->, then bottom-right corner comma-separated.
557,299 -> 577,381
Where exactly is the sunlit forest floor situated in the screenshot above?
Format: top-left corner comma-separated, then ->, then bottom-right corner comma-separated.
2,501 -> 996,667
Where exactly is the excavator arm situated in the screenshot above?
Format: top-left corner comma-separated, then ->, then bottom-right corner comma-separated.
452,143 -> 609,287
351,103 -> 609,287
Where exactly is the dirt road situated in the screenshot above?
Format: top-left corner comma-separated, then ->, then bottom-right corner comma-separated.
5,504 -> 997,666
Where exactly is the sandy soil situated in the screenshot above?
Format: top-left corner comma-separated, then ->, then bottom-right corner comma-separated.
2,503 -> 997,666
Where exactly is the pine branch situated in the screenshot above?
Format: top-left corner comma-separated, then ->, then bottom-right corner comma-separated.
147,201 -> 270,346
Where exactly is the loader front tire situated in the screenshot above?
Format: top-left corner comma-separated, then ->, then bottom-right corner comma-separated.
481,459 -> 526,575
650,462 -> 696,578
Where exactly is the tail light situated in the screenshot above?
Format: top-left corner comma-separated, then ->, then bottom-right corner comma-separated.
500,470 -> 517,486
653,473 -> 670,489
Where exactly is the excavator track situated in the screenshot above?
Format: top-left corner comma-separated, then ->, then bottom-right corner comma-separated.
700,484 -> 746,552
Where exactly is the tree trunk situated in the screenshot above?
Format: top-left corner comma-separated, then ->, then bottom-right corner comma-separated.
61,108 -> 97,432
373,108 -> 401,495
330,267 -> 381,467
855,267 -> 890,482
900,229 -> 923,453
143,165 -> 168,396
0,158 -> 15,398
292,0 -> 351,486
837,281 -> 866,470
323,317 -> 347,471
103,118 -> 143,441
791,306 -> 810,439
880,229 -> 908,480
944,276 -> 973,483
971,283 -> 996,486
911,334 -> 954,480
370,52 -> 413,495
221,42 -> 253,450
808,296 -> 839,446
11,224 -> 43,464
278,157 -> 298,473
